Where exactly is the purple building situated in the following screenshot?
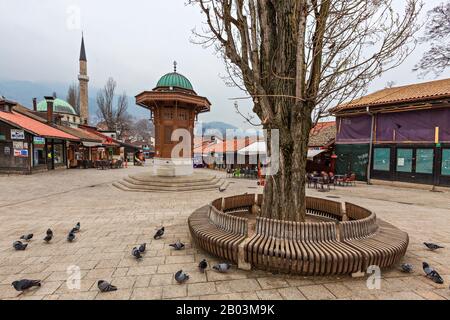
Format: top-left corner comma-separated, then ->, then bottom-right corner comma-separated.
331,78 -> 450,187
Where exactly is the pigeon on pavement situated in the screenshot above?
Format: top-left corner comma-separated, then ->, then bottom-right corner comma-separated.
174,270 -> 189,284
97,280 -> 117,292
424,242 -> 444,251
401,263 -> 413,273
73,222 -> 81,233
169,240 -> 185,250
20,234 -> 33,241
154,227 -> 165,240
138,243 -> 146,253
46,229 -> 53,236
11,279 -> 41,292
13,241 -> 27,251
199,259 -> 208,273
43,234 -> 53,243
67,232 -> 75,242
132,247 -> 142,259
423,262 -> 444,284
213,263 -> 232,273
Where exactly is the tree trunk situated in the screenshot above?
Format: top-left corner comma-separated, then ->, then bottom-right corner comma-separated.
261,114 -> 312,222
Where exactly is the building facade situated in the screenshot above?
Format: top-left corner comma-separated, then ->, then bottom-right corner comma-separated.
332,78 -> 450,187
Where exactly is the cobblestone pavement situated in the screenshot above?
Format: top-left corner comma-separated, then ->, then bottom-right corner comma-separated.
0,167 -> 449,300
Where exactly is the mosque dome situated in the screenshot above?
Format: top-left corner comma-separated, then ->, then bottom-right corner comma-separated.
37,98 -> 77,115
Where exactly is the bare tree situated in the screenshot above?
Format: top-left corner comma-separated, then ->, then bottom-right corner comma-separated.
66,83 -> 80,115
414,2 -> 450,76
96,77 -> 132,139
132,118 -> 154,141
190,0 -> 421,222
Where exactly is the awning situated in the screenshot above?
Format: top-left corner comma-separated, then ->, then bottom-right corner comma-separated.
237,141 -> 266,155
82,141 -> 103,147
307,149 -> 327,160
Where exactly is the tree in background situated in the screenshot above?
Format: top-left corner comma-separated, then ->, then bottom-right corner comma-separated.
131,118 -> 154,141
190,0 -> 421,222
414,2 -> 450,76
96,77 -> 132,139
66,83 -> 80,115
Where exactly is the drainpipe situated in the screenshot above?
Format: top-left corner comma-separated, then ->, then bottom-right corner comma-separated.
366,106 -> 375,185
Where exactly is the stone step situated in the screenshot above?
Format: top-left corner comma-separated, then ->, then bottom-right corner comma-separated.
113,179 -> 228,193
123,176 -> 222,188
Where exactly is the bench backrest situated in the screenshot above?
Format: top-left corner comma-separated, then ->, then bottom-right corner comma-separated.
340,212 -> 378,240
209,205 -> 248,236
255,217 -> 337,241
306,197 -> 343,220
223,194 -> 255,211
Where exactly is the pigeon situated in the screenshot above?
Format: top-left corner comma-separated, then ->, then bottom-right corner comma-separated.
43,234 -> 53,243
97,280 -> 117,292
73,222 -> 81,233
423,262 -> 444,284
401,263 -> 413,273
11,279 -> 41,292
213,263 -> 232,273
46,229 -> 53,236
13,241 -> 27,251
70,228 -> 78,234
138,243 -> 146,253
198,259 -> 208,272
169,240 -> 185,250
20,234 -> 33,241
174,270 -> 189,284
154,227 -> 165,240
67,232 -> 75,242
132,247 -> 142,259
424,242 -> 444,251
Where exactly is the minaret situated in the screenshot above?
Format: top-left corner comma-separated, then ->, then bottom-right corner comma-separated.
78,34 -> 89,124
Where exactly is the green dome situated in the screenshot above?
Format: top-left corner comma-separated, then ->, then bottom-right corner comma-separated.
37,98 -> 77,115
156,72 -> 194,91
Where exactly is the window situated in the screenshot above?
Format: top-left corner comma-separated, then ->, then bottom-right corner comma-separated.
163,108 -> 174,120
416,149 -> 434,174
53,144 -> 64,164
397,149 -> 413,173
373,148 -> 390,171
442,149 -> 450,176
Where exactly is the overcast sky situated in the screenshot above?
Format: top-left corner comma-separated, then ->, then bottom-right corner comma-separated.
0,0 -> 448,128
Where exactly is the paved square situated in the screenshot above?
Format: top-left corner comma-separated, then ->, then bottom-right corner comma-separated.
0,167 -> 448,300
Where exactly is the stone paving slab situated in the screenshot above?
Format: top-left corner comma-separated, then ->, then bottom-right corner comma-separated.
0,167 -> 449,300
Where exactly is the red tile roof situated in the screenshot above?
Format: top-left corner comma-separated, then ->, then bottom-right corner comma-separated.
309,121 -> 336,147
332,78 -> 450,112
0,110 -> 79,141
78,125 -> 120,146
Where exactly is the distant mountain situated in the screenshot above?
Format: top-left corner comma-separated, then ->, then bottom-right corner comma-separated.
0,79 -> 149,124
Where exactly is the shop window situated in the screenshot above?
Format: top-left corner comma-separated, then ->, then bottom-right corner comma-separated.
416,149 -> 434,174
33,148 -> 46,166
442,149 -> 450,176
53,144 -> 64,164
397,149 -> 413,173
373,148 -> 390,171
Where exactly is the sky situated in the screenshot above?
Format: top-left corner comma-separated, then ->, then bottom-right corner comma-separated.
0,0 -> 448,128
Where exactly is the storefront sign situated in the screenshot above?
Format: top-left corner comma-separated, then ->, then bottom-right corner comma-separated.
4,146 -> 10,155
0,134 -> 5,141
14,149 -> 28,157
11,129 -> 25,140
13,141 -> 24,149
33,137 -> 45,145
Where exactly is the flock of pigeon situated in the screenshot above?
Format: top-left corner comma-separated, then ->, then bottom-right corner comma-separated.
400,242 -> 446,285
11,224 -> 233,294
11,222 -> 80,292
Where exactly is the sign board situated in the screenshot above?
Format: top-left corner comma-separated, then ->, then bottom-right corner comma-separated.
97,147 -> 105,152
0,134 -> 5,141
397,158 -> 405,166
33,137 -> 45,145
14,149 -> 28,157
4,146 -> 10,155
13,141 -> 24,149
11,129 -> 25,140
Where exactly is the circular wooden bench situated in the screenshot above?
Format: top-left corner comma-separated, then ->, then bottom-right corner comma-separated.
188,194 -> 409,275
